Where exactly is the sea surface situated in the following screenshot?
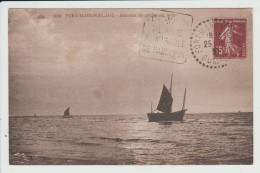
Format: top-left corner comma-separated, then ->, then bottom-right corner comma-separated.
9,113 -> 253,165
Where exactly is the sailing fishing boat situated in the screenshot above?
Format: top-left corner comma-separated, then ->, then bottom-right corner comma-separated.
147,74 -> 187,121
63,107 -> 72,118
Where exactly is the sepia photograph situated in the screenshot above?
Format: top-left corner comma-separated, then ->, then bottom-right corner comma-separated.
7,8 -> 253,165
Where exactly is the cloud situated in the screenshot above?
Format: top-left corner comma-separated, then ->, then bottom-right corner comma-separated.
9,9 -> 253,116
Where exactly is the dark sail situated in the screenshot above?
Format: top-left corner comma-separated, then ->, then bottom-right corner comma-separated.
157,85 -> 173,113
64,107 -> 70,116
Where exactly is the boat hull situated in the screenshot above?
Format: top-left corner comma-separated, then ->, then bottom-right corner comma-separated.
147,110 -> 187,122
63,115 -> 72,118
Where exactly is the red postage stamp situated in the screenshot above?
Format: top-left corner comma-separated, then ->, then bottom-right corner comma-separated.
213,19 -> 247,59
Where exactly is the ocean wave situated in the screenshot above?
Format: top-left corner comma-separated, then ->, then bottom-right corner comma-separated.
74,142 -> 101,146
89,136 -> 168,144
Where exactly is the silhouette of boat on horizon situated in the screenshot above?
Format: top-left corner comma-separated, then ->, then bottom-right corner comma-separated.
63,107 -> 72,118
147,73 -> 187,122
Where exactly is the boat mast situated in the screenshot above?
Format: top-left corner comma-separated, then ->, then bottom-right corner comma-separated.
169,73 -> 173,112
151,102 -> 153,113
169,73 -> 173,95
182,88 -> 186,110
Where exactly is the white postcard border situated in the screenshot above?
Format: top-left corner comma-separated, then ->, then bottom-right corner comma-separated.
1,1 -> 260,173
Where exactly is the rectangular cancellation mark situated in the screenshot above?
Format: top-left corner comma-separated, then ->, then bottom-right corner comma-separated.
139,11 -> 193,64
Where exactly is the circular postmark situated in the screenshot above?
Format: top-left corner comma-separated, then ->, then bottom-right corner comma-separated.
190,18 -> 228,69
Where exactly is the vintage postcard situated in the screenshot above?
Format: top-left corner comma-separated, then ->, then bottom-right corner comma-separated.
3,5 -> 255,169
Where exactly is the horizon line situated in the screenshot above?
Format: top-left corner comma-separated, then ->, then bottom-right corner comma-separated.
9,111 -> 253,117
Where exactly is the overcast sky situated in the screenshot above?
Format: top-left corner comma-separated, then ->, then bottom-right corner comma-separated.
9,9 -> 253,116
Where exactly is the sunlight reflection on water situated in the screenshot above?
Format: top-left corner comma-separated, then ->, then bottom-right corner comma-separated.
9,113 -> 253,165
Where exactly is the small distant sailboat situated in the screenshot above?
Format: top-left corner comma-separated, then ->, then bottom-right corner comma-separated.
147,73 -> 187,122
63,107 -> 72,118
